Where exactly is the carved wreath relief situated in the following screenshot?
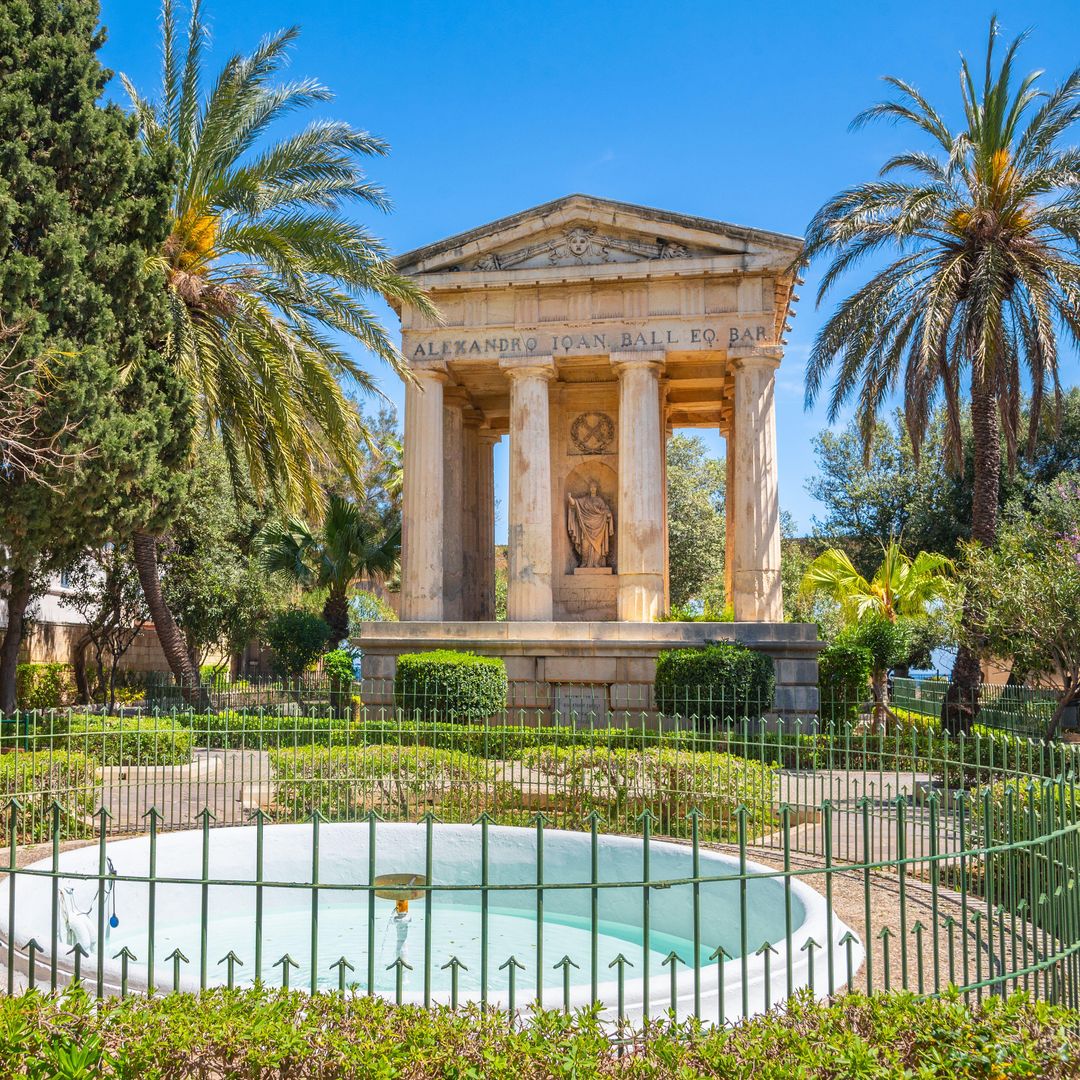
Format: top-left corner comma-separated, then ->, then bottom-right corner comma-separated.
570,411 -> 615,455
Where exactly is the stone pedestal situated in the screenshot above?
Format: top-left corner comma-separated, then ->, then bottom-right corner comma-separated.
357,621 -> 821,718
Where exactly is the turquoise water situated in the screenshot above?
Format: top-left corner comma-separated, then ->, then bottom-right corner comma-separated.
108,898 -> 719,994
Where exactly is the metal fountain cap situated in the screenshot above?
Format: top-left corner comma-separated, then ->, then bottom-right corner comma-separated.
373,873 -> 427,903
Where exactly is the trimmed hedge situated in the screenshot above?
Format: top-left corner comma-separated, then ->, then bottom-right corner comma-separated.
269,744 -> 496,822
1,987 -> 1075,1079
520,745 -> 777,840
2,715 -> 193,767
654,642 -> 775,722
394,650 -> 508,721
179,710 -> 353,750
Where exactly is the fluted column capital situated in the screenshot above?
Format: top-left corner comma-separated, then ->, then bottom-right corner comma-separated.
610,349 -> 665,375
500,355 -> 556,381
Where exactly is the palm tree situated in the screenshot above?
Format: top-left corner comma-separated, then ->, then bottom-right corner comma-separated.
123,0 -> 435,687
258,494 -> 400,646
800,18 -> 1080,730
800,542 -> 954,722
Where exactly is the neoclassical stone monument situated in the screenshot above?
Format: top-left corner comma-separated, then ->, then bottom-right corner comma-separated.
358,195 -> 820,713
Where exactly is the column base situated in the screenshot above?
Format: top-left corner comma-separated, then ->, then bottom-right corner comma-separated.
732,569 -> 783,622
617,574 -> 665,622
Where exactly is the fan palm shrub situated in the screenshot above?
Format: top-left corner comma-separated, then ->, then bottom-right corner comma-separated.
124,0 -> 434,687
259,494 -> 400,646
800,542 -> 954,723
800,18 -> 1080,729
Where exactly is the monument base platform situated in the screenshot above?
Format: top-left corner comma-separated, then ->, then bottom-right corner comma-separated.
355,621 -> 821,716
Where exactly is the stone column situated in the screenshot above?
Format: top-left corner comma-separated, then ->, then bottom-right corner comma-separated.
460,416 -> 481,620
730,346 -> 783,621
400,366 -> 446,620
442,400 -> 465,620
611,349 -> 666,621
724,417 -> 736,609
477,432 -> 498,619
501,357 -> 556,621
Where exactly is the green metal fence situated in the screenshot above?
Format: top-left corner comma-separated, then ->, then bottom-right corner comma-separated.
891,677 -> 1063,739
0,691 -> 1078,1025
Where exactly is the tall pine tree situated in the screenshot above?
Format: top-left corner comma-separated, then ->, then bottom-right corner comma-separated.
0,0 -> 190,713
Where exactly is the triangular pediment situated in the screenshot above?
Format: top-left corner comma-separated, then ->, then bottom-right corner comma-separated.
395,194 -> 802,277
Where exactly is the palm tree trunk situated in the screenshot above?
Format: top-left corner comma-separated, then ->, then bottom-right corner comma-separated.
0,567 -> 33,717
323,587 -> 349,648
944,363 -> 1002,734
133,531 -> 208,708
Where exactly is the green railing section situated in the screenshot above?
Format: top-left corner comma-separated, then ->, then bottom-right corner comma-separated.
891,677 -> 1063,739
0,696 -> 1078,1023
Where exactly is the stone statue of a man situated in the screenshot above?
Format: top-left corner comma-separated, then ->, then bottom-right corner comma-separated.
567,482 -> 614,568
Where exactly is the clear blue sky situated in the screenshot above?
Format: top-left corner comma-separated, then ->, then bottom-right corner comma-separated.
98,0 -> 1080,537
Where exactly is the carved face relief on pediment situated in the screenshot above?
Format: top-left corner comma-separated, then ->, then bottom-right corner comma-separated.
468,226 -> 696,271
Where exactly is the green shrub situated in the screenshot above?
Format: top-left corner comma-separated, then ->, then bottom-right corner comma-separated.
323,648 -> 356,719
3,714 -> 193,767
394,650 -> 508,721
180,710 -> 354,749
654,643 -> 775,722
0,750 -> 95,841
269,744 -> 494,821
265,609 -> 330,678
818,640 -> 872,726
2,987 -> 1075,1079
520,745 -> 777,840
15,662 -> 76,711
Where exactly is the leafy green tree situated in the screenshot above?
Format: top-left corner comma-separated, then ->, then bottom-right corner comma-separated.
64,546 -> 147,711
809,394 -> 1080,578
0,0 -> 189,714
800,19 -> 1080,717
259,495 -> 400,646
349,590 -> 398,631
265,610 -> 331,680
123,0 -> 436,688
160,444 -> 275,671
959,476 -> 1080,739
666,434 -> 726,608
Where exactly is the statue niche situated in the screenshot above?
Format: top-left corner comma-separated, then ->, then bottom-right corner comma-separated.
567,481 -> 614,571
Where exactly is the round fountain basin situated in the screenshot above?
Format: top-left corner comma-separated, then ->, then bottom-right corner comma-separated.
3,823 -> 863,1022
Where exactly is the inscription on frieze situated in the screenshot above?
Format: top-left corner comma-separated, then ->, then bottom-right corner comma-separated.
411,324 -> 770,359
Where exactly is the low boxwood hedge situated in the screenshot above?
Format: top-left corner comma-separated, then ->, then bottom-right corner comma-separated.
1,987 -> 1075,1079
654,642 -> 775,722
1,715 -> 193,767
394,650 -> 508,721
269,744 -> 496,822
178,710 -> 353,750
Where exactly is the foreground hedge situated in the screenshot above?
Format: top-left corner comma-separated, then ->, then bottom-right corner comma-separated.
1,988 -> 1076,1079
2,714 -> 193,767
268,744 -> 500,822
654,643 -> 775,723
395,650 -> 509,721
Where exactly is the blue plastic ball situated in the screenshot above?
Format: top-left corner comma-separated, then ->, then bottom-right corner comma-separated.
109,915 -> 119,928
